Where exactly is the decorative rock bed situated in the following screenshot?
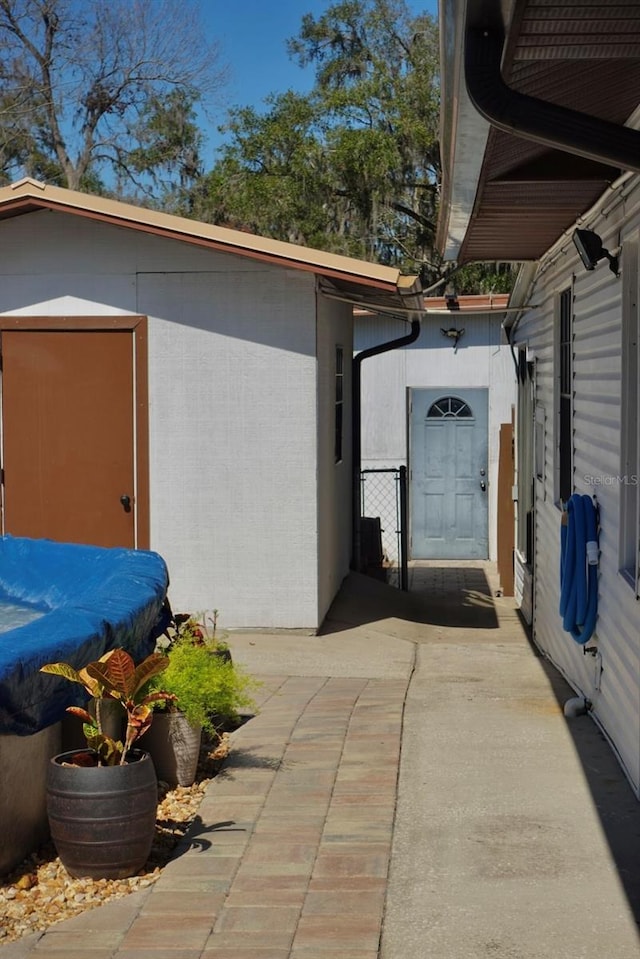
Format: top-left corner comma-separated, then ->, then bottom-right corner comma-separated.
0,731 -> 230,944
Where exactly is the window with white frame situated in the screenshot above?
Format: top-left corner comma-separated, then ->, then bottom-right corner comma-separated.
619,234 -> 639,591
556,286 -> 573,506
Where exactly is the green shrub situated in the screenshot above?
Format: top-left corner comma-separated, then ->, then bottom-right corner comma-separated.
149,639 -> 257,735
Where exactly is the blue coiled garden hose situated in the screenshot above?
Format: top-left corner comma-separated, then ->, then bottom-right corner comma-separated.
559,494 -> 599,645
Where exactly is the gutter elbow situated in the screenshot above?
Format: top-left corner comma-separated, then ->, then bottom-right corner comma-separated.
464,19 -> 640,175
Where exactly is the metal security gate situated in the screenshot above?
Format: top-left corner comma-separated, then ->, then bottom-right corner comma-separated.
360,467 -> 408,590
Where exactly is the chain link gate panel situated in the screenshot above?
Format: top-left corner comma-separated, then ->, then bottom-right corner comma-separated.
360,467 -> 408,590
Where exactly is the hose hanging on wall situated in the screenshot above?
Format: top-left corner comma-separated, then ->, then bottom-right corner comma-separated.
559,494 -> 599,645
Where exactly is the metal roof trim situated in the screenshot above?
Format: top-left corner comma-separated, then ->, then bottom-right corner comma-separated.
437,0 -> 492,262
0,179 -> 412,295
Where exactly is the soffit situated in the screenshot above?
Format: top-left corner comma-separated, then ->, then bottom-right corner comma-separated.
447,0 -> 640,264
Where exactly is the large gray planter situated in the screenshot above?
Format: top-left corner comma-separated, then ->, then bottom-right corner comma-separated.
46,748 -> 157,879
143,712 -> 202,787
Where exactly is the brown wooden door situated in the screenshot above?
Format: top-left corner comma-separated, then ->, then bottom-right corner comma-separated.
1,329 -> 138,548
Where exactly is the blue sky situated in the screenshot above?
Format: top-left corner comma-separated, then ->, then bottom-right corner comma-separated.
200,0 -> 438,154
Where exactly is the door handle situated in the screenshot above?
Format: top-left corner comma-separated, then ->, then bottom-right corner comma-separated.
480,481 -> 486,492
120,494 -> 132,513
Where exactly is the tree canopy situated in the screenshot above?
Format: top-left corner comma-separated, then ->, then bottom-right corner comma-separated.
0,0 -> 224,193
188,0 -> 513,291
0,0 -> 514,291
189,0 -> 443,282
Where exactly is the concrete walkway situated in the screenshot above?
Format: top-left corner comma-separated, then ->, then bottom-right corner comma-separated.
2,562 -> 639,958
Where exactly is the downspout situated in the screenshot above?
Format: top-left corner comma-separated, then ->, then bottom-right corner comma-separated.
464,8 -> 640,174
352,317 -> 421,571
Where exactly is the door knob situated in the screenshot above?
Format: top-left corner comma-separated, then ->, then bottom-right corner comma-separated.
120,494 -> 132,512
480,481 -> 486,492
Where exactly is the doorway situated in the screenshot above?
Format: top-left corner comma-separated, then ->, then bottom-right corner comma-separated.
409,388 -> 488,559
0,317 -> 149,549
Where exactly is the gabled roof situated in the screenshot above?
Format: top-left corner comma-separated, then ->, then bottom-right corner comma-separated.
438,0 -> 640,265
0,178 -> 422,312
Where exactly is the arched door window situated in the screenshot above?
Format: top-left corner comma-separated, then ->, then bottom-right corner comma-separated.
427,396 -> 473,419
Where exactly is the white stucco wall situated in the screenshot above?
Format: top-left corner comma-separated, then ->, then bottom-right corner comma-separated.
513,176 -> 640,794
355,312 -> 515,560
0,210 -> 323,628
316,292 -> 353,625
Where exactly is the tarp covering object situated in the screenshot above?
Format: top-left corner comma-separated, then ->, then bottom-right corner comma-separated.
0,536 -> 170,735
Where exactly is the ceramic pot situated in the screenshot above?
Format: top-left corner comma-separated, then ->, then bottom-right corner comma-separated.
46,748 -> 157,879
142,712 -> 202,787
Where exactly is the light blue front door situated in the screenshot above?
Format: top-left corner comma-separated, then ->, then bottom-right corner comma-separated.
410,388 -> 488,559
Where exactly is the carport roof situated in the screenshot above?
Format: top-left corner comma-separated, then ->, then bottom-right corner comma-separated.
0,178 -> 422,313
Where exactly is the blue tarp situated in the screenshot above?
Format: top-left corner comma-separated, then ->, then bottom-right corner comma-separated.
0,536 -> 170,735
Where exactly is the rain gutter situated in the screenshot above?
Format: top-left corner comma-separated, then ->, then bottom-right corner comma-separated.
351,318 -> 421,572
464,0 -> 640,376
464,4 -> 640,174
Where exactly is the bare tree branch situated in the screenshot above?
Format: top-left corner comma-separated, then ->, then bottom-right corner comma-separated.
0,0 -> 227,191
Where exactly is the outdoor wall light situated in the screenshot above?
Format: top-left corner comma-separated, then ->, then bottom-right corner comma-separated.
440,326 -> 465,350
572,229 -> 620,277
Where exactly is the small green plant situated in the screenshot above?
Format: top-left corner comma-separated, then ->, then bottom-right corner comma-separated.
148,638 -> 257,734
40,649 -> 177,766
158,609 -> 229,655
151,610 -> 258,734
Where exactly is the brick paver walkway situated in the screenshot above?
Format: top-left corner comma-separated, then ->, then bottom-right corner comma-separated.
4,672 -> 409,958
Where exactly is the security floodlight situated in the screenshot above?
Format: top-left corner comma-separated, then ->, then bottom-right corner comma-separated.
572,229 -> 619,277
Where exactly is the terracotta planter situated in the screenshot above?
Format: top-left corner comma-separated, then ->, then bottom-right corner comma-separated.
46,748 -> 157,879
142,712 -> 202,787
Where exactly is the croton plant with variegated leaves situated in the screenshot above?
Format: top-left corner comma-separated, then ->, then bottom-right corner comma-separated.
40,648 -> 176,766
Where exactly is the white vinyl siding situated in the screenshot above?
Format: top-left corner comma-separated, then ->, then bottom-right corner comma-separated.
556,286 -> 573,506
515,349 -> 534,562
514,185 -> 640,794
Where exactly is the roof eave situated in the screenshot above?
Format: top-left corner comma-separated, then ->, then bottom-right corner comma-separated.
437,0 -> 493,263
0,179 -> 414,300
438,0 -> 640,266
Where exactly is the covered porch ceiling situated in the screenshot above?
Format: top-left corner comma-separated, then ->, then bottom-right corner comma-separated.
437,0 -> 640,265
